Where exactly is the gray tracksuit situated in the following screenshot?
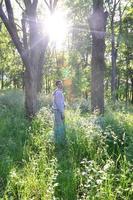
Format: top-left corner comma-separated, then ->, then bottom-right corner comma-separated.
53,89 -> 65,143
53,89 -> 65,114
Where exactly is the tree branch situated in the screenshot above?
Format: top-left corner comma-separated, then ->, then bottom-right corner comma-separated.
0,6 -> 21,51
0,4 -> 30,67
15,0 -> 25,11
23,0 -> 31,8
0,0 -> 3,6
32,0 -> 38,11
115,0 -> 121,8
105,3 -> 111,21
107,1 -> 112,16
43,0 -> 50,10
43,0 -> 58,13
50,0 -> 52,10
5,0 -> 14,23
15,21 -> 23,31
53,0 -> 58,10
122,2 -> 130,16
21,12 -> 29,57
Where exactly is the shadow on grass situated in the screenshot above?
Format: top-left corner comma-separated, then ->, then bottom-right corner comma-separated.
54,137 -> 77,200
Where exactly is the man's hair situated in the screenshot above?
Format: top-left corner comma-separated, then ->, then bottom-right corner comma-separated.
55,80 -> 62,86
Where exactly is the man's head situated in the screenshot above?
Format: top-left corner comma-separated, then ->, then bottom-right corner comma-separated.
56,80 -> 63,89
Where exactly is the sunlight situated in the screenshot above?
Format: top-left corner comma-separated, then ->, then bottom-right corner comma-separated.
45,10 -> 68,49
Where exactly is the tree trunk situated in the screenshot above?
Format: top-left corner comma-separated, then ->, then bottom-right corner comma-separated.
131,78 -> 133,104
111,1 -> 122,103
1,70 -> 4,89
125,72 -> 129,106
111,26 -> 117,102
37,37 -> 49,92
24,67 -> 37,118
125,56 -> 130,105
117,75 -> 120,100
91,37 -> 105,113
89,0 -> 108,114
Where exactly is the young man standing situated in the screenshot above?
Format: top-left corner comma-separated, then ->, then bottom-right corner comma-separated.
53,80 -> 65,143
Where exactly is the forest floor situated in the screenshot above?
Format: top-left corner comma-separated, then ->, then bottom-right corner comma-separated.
0,90 -> 133,200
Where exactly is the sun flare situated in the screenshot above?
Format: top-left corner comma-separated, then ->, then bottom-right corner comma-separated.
45,10 -> 68,49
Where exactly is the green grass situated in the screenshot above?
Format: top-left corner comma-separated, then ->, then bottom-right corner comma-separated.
0,90 -> 133,199
0,90 -> 29,197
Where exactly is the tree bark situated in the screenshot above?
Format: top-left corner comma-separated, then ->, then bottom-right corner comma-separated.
111,22 -> 117,102
131,78 -> 133,104
110,1 -> 124,102
125,73 -> 128,106
89,0 -> 108,114
91,36 -> 105,114
1,70 -> 4,89
24,67 -> 37,117
116,75 -> 120,100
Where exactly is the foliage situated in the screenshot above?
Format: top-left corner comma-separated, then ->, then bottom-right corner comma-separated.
0,24 -> 23,89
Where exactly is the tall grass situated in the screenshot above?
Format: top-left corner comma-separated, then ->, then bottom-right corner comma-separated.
64,110 -> 133,200
0,90 -> 133,199
3,107 -> 58,200
0,90 -> 28,197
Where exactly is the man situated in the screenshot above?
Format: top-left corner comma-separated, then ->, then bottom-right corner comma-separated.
53,80 -> 65,143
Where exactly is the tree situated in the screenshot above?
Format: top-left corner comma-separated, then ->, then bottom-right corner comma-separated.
106,0 -> 130,102
0,0 -> 58,118
89,0 -> 108,114
65,0 -> 92,98
122,4 -> 133,104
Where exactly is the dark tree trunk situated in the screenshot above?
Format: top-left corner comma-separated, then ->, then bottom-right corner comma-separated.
24,67 -> 38,118
22,65 -> 25,90
116,75 -> 120,100
125,57 -> 129,105
22,4 -> 45,117
1,70 -> 4,89
131,78 -> 133,104
125,72 -> 129,106
37,37 -> 49,93
91,37 -> 105,113
45,73 -> 48,94
89,0 -> 108,114
111,27 -> 117,102
110,1 -> 123,102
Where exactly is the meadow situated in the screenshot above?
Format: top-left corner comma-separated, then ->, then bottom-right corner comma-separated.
0,90 -> 133,200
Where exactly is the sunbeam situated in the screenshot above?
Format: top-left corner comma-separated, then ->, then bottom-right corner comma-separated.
45,10 -> 68,49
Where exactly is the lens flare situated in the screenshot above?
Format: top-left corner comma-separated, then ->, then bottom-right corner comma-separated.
45,10 -> 68,49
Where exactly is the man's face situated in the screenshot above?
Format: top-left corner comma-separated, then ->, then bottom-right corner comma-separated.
57,81 -> 63,89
